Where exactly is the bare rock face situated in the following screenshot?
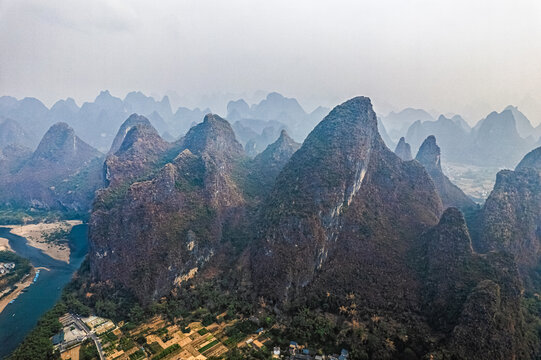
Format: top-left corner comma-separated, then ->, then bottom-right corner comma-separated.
415,135 -> 475,210
89,113 -> 247,303
252,96 -> 443,308
394,136 -> 413,161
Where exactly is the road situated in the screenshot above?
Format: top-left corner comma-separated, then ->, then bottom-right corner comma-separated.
74,315 -> 106,360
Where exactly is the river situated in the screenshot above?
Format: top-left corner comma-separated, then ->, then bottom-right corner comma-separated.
0,224 -> 88,359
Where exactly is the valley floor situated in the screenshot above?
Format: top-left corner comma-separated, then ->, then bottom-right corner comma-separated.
442,162 -> 502,202
54,309 -> 349,360
57,313 -> 252,360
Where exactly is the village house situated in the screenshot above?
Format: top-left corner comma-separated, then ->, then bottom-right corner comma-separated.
0,262 -> 15,275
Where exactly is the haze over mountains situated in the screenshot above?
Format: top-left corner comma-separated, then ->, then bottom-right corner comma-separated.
382,105 -> 540,168
0,91 -> 328,158
414,136 -> 475,210
4,0 -> 541,358
78,96 -> 541,359
2,91 -> 541,359
0,122 -> 103,213
3,90 -> 539,170
2,89 -> 541,220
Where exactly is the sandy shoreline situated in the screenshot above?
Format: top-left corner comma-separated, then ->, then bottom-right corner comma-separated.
0,237 -> 12,252
0,267 -> 36,314
6,221 -> 82,264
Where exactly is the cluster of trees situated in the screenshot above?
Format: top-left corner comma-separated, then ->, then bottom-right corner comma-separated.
0,251 -> 32,292
0,207 -> 86,225
43,227 -> 70,244
7,302 -> 66,360
79,339 -> 99,360
522,295 -> 541,356
220,347 -> 271,360
263,293 -> 437,360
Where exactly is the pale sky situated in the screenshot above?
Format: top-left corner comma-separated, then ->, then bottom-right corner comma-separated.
1,0 -> 541,123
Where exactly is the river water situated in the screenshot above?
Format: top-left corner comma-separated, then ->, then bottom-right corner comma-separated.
0,224 -> 88,359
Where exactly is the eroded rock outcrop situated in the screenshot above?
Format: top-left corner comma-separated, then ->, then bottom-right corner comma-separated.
249,129 -> 301,195
415,135 -> 475,210
394,136 -> 413,161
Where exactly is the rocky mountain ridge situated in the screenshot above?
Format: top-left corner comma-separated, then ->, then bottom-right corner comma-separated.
90,113 -> 250,302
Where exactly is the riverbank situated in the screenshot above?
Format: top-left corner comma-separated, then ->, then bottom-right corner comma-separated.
0,236 -> 12,251
0,267 -> 36,314
0,224 -> 89,359
6,221 -> 82,263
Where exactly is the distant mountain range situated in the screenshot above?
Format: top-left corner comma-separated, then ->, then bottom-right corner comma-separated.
2,90 -> 538,169
0,91 -> 209,152
0,117 -> 35,149
382,105 -> 540,168
227,92 -> 329,154
2,90 -> 540,221
0,91 -> 329,159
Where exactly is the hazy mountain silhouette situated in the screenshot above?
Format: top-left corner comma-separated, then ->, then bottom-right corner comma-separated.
394,136 -> 412,160
0,117 -> 36,149
470,109 -> 534,167
406,115 -> 471,163
0,91 -> 213,153
226,92 -> 329,153
415,136 -> 475,209
0,122 -> 102,211
381,107 -> 434,141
